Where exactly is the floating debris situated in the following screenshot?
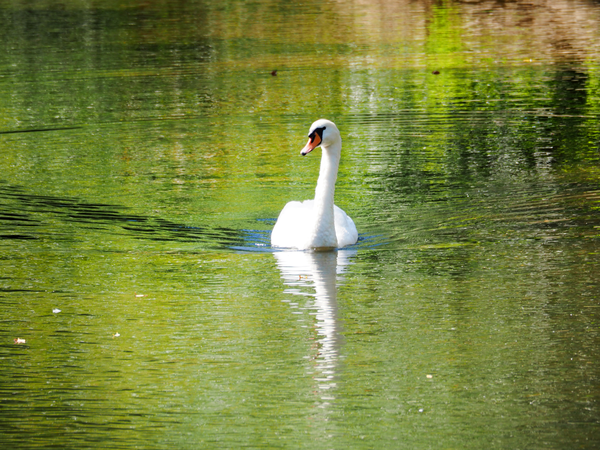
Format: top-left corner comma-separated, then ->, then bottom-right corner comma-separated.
432,70 -> 440,75
14,338 -> 26,344
271,70 -> 277,76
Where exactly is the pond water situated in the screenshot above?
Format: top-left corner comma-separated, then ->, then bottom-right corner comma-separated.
1,0 -> 600,448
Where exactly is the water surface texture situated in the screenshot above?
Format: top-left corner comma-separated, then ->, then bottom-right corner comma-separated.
1,0 -> 600,448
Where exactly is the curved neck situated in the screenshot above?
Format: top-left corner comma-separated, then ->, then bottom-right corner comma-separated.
310,140 -> 341,247
314,141 -> 341,210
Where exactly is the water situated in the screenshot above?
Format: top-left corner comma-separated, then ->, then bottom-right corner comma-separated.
1,0 -> 600,448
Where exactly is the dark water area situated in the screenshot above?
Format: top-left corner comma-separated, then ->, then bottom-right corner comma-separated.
1,0 -> 600,448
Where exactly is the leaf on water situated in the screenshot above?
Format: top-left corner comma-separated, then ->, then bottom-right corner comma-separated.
14,338 -> 26,344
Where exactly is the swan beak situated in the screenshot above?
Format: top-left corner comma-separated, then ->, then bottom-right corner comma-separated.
300,134 -> 321,156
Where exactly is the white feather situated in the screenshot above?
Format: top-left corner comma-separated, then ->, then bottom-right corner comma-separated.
271,119 -> 358,250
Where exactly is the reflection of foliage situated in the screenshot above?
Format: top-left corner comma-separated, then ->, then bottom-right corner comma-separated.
353,65 -> 599,207
0,0 -> 598,218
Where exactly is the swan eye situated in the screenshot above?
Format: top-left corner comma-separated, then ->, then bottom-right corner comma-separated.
308,126 -> 326,144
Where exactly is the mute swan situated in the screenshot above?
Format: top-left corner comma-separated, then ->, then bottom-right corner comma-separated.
271,119 -> 358,250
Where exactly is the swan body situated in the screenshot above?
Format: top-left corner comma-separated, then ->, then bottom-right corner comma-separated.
271,119 -> 358,250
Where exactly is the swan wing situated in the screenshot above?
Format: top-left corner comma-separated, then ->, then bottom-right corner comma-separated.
334,205 -> 358,248
272,201 -> 357,249
271,200 -> 315,248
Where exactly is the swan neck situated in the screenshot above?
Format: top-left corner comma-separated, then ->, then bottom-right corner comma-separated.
314,141 -> 340,208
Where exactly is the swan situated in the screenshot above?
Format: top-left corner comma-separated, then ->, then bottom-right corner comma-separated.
271,119 -> 358,250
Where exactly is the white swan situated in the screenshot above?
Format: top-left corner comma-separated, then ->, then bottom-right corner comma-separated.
271,119 -> 358,250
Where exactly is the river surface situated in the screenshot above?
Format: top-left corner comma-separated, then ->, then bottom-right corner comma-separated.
1,0 -> 600,448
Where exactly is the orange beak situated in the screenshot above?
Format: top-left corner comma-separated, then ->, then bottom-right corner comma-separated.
300,133 -> 321,156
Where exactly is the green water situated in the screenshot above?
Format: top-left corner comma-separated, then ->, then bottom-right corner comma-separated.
1,0 -> 600,448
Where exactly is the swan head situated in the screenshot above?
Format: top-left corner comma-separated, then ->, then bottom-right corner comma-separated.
300,119 -> 340,156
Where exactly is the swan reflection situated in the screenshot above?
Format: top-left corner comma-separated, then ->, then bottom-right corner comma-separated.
273,249 -> 355,403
